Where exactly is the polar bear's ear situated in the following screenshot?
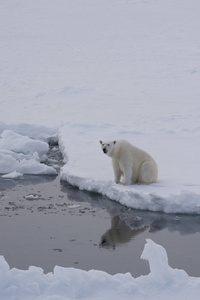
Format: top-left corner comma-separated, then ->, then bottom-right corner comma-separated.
113,140 -> 116,144
99,140 -> 103,144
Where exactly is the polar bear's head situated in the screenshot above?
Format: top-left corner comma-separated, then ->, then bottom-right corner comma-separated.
99,140 -> 116,156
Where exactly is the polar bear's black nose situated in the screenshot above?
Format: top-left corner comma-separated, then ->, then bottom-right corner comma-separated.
103,148 -> 107,153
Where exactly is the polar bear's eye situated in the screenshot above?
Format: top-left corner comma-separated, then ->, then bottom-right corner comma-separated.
107,144 -> 110,146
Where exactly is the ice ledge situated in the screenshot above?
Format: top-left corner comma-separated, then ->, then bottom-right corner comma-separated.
59,123 -> 200,215
61,169 -> 200,214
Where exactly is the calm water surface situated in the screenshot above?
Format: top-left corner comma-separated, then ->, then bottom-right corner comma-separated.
0,174 -> 200,278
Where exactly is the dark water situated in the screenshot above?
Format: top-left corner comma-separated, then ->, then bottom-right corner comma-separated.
1,176 -> 200,277
0,147 -> 200,277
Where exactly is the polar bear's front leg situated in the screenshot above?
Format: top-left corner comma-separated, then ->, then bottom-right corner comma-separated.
112,158 -> 122,184
123,165 -> 132,185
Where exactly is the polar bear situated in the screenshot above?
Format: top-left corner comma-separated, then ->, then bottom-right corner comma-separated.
100,139 -> 158,185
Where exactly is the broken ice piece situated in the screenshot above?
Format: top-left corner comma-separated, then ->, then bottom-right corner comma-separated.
25,194 -> 40,200
2,171 -> 23,179
67,204 -> 81,209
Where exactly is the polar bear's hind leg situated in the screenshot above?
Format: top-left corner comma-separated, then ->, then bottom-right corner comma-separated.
138,161 -> 158,184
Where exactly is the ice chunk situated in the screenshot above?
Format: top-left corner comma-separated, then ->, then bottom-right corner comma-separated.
0,130 -> 57,175
67,204 -> 81,209
25,194 -> 40,200
1,171 -> 23,179
0,130 -> 48,160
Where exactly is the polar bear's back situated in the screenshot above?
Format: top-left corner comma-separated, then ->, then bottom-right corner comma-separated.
113,139 -> 155,163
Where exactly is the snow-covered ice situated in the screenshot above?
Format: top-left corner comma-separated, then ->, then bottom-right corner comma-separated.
1,171 -> 23,179
0,0 -> 199,213
0,127 -> 57,176
67,204 -> 81,209
1,0 -> 200,298
25,194 -> 40,201
59,123 -> 200,214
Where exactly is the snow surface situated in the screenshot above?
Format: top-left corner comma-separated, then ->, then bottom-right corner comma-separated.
1,0 -> 200,298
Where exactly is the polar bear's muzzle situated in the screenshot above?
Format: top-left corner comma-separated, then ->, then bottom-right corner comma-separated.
103,148 -> 107,154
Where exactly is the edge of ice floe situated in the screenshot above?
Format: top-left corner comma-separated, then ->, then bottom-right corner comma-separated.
58,122 -> 200,215
60,171 -> 200,214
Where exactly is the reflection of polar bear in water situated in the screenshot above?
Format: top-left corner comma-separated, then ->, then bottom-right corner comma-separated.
100,139 -> 158,185
99,216 -> 148,249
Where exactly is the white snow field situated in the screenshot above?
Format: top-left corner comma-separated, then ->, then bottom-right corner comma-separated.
1,0 -> 200,299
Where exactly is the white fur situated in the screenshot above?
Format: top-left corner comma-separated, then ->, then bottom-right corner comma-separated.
100,139 -> 158,185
